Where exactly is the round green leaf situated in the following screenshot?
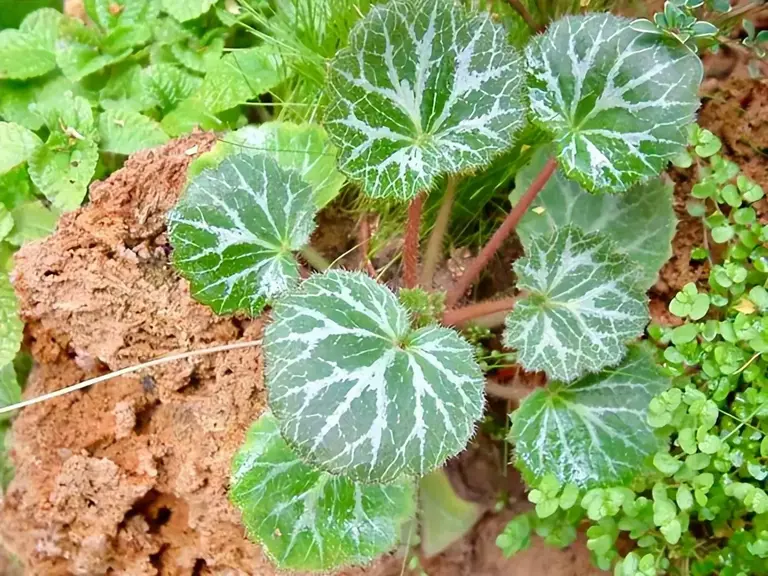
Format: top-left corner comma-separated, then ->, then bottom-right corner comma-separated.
525,13 -> 702,193
514,148 -> 676,288
168,153 -> 317,316
266,270 -> 485,482
189,122 -> 346,208
503,226 -> 649,382
324,0 -> 526,200
230,412 -> 415,572
0,274 -> 22,369
509,345 -> 669,488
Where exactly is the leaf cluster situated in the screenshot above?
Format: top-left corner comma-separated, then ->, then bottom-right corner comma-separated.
507,126 -> 768,575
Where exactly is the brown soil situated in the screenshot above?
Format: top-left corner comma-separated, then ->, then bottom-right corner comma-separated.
0,133 -> 274,575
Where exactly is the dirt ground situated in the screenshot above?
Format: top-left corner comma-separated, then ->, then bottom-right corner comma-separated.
1,39 -> 767,576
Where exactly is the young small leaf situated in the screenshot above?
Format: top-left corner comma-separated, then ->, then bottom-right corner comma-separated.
0,274 -> 22,369
324,0 -> 526,200
503,226 -> 649,382
0,122 -> 42,175
525,13 -> 702,192
168,153 -> 316,316
97,109 -> 169,155
266,270 -> 485,482
189,122 -> 346,208
514,148 -> 676,288
230,412 -> 415,571
509,345 -> 669,487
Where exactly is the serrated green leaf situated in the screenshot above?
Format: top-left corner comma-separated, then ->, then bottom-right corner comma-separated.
266,270 -> 485,483
190,46 -> 284,114
0,122 -> 42,175
509,345 -> 669,488
99,63 -> 158,112
230,412 -> 415,571
56,18 -> 132,81
324,0 -> 526,200
86,0 -> 160,31
0,80 -> 45,130
0,274 -> 22,370
0,165 -> 35,211
143,63 -> 201,112
190,122 -> 346,208
503,226 -> 649,382
168,153 -> 317,315
514,149 -> 676,288
6,200 -> 58,246
162,0 -> 216,22
0,9 -> 60,80
0,363 -> 20,423
0,424 -> 13,491
525,13 -> 702,193
98,109 -> 168,155
419,468 -> 483,557
29,133 -> 99,211
170,36 -> 225,73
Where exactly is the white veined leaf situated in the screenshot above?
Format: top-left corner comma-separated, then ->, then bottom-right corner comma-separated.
324,0 -> 526,200
525,13 -> 702,192
509,345 -> 669,488
97,108 -> 169,155
266,270 -> 485,483
0,122 -> 42,175
503,226 -> 648,383
189,122 -> 346,208
0,274 -> 22,370
513,147 -> 676,288
230,412 -> 416,571
168,153 -> 317,316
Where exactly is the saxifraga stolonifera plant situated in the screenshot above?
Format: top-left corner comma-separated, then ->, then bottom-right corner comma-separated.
166,0 -> 704,571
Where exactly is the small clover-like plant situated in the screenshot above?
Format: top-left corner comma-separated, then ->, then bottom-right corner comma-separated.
161,0 -> 708,572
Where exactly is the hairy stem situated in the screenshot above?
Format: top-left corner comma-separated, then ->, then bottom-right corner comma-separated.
403,192 -> 425,288
485,378 -> 531,402
421,177 -> 458,288
445,157 -> 557,307
358,215 -> 376,277
505,0 -> 542,32
0,340 -> 263,415
301,246 -> 330,271
442,296 -> 517,326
